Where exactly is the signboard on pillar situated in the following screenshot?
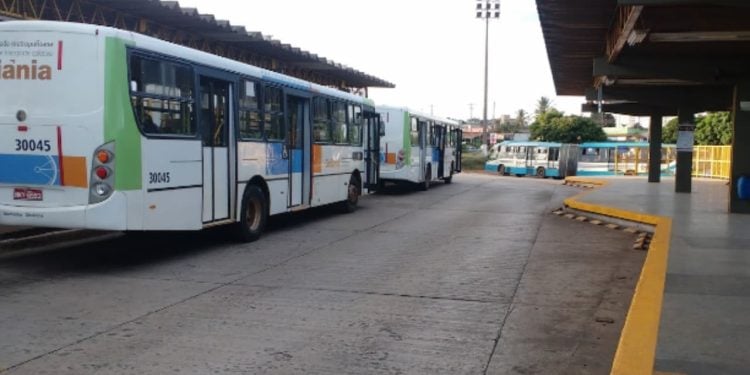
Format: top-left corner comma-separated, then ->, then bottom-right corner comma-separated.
676,124 -> 695,152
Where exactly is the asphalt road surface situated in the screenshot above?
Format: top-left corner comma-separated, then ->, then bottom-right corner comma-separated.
0,174 -> 644,374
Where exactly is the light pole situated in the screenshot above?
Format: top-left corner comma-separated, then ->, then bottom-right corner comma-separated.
476,0 -> 499,153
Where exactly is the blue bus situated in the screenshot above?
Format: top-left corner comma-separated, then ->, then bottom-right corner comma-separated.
578,142 -> 676,176
485,141 -> 578,178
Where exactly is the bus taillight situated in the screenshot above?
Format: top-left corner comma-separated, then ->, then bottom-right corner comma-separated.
94,166 -> 110,179
89,142 -> 115,204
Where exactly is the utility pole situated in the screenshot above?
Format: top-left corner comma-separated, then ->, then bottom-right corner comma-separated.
469,103 -> 475,119
476,0 -> 500,152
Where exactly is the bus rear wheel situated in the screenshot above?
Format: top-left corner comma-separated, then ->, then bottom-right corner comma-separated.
234,185 -> 267,242
444,162 -> 454,184
536,167 -> 546,178
419,166 -> 431,191
497,165 -> 505,176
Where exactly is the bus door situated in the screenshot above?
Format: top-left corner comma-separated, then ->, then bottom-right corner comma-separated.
199,75 -> 234,223
419,119 -> 428,179
525,147 -> 535,173
285,93 -> 311,208
363,111 -> 381,192
453,128 -> 463,172
435,125 -> 446,178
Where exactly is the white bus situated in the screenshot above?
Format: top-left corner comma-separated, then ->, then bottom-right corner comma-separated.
376,106 -> 461,190
0,21 -> 381,241
486,141 -> 578,178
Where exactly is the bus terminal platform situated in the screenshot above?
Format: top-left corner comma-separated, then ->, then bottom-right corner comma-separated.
566,177 -> 750,375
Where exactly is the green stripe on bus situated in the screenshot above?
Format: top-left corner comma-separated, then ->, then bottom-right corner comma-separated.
104,37 -> 142,191
403,111 -> 411,166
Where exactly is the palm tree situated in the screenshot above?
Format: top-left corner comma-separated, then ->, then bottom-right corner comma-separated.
535,96 -> 551,117
515,109 -> 528,129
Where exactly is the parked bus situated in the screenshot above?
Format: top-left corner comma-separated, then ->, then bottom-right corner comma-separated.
0,21 -> 381,241
485,141 -> 578,178
578,142 -> 676,176
376,106 -> 462,190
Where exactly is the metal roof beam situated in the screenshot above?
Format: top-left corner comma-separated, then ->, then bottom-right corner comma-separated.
582,102 -> 680,116
606,5 -> 644,62
649,31 -> 750,42
593,56 -> 749,83
584,86 -> 733,109
618,0 -> 750,6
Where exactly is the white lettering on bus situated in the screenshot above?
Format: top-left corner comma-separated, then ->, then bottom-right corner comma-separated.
0,59 -> 52,80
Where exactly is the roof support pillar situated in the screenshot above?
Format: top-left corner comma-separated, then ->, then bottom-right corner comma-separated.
649,115 -> 662,183
730,80 -> 750,213
675,110 -> 695,193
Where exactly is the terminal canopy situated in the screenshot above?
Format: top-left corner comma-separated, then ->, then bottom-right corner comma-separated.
0,0 -> 395,93
536,1 -> 750,115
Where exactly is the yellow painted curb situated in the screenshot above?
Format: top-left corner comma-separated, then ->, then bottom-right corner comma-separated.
564,177 -> 672,375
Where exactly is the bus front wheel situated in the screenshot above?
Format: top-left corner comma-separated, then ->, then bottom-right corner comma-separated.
234,185 -> 267,242
497,165 -> 505,176
340,174 -> 361,213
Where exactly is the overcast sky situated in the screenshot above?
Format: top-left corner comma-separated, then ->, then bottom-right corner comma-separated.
174,0 -> 585,121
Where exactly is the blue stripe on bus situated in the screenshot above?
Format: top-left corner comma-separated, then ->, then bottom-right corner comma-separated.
0,154 -> 61,186
291,150 -> 302,173
266,143 -> 286,175
265,144 -> 303,175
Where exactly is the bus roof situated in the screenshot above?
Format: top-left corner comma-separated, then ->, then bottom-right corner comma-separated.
0,21 -> 374,106
375,105 -> 458,125
580,141 -> 676,148
498,141 -> 563,147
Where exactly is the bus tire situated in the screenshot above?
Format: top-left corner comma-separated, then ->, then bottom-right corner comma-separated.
536,167 -> 546,178
419,165 -> 431,191
340,174 -> 360,213
444,162 -> 454,184
497,165 -> 505,176
234,185 -> 267,242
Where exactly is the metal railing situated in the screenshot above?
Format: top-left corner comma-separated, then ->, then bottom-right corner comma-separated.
693,145 -> 731,180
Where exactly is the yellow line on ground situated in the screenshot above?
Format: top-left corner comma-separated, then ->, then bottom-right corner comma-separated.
564,177 -> 672,375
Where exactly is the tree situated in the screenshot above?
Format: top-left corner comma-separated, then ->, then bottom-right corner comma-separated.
662,117 -> 678,143
515,109 -> 528,129
530,115 -> 607,143
535,96 -> 551,119
695,112 -> 732,145
662,112 -> 732,145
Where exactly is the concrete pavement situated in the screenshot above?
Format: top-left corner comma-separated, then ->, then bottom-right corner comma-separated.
569,177 -> 750,375
0,174 -> 643,374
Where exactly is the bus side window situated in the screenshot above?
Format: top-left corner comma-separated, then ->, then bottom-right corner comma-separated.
239,80 -> 262,140
128,54 -> 195,136
349,105 -> 362,146
331,101 -> 347,144
263,86 -> 284,141
410,117 -> 419,147
313,97 -> 331,143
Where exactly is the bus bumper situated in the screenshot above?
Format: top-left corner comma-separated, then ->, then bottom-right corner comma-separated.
0,192 -> 128,231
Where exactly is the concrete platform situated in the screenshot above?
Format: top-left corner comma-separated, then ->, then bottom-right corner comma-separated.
568,177 -> 750,375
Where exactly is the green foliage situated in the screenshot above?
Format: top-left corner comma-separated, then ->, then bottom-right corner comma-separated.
535,108 -> 563,126
695,112 -> 732,145
461,151 -> 488,171
516,109 -> 528,128
662,112 -> 732,145
535,96 -> 551,118
662,118 -> 678,143
530,115 -> 607,143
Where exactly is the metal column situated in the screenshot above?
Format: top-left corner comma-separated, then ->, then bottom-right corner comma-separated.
730,81 -> 750,213
675,110 -> 695,193
648,115 -> 662,183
